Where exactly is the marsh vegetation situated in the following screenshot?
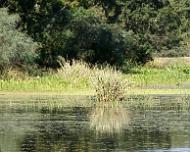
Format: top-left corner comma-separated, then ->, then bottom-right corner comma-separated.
1,1 -> 190,152
0,5 -> 190,96
0,59 -> 189,96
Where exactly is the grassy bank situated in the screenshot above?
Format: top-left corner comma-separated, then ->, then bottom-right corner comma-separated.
131,58 -> 190,87
0,58 -> 190,95
127,65 -> 190,88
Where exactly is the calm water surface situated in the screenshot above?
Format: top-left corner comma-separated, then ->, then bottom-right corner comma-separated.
0,96 -> 190,152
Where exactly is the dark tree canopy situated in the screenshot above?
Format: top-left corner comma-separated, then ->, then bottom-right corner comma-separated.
1,0 -> 190,68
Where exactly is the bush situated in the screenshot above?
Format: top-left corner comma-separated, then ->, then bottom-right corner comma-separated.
91,66 -> 128,103
0,8 -> 38,76
57,59 -> 129,98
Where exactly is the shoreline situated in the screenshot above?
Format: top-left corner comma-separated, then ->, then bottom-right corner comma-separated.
0,88 -> 190,97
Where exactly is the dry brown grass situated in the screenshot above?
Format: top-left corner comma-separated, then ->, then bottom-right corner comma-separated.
145,57 -> 190,69
58,60 -> 129,102
91,66 -> 128,103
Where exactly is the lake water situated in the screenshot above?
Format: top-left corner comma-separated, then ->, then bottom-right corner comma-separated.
0,95 -> 190,152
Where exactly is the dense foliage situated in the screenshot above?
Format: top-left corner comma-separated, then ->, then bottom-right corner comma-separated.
1,0 -> 190,68
0,8 -> 38,75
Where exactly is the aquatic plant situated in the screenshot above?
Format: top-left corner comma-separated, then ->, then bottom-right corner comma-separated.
58,59 -> 129,102
126,95 -> 158,109
91,67 -> 128,103
175,95 -> 190,110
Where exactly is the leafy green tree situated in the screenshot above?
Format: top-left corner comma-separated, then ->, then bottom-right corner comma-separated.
0,8 -> 38,75
3,0 -> 190,68
122,0 -> 190,56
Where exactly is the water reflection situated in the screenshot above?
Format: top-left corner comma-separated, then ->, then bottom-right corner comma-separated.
142,148 -> 190,152
89,102 -> 130,134
1,96 -> 190,151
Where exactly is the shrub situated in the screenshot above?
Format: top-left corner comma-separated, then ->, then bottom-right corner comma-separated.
0,8 -> 38,76
57,59 -> 129,99
91,66 -> 128,102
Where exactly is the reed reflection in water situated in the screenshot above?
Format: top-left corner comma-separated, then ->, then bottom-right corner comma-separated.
89,102 -> 130,134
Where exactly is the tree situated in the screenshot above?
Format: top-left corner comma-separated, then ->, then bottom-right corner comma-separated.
0,8 -> 38,75
122,0 -> 190,56
3,0 -> 190,69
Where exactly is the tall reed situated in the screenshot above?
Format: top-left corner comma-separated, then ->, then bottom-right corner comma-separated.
91,66 -> 128,103
58,59 -> 129,103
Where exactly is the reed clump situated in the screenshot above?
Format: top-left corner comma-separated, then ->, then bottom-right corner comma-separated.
175,95 -> 190,110
91,66 -> 128,103
57,60 -> 92,89
126,95 -> 158,109
58,59 -> 129,103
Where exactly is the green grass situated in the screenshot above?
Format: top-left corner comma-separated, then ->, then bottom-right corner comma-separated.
126,61 -> 190,87
0,75 -> 89,92
0,59 -> 189,95
0,61 -> 91,92
127,68 -> 190,87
